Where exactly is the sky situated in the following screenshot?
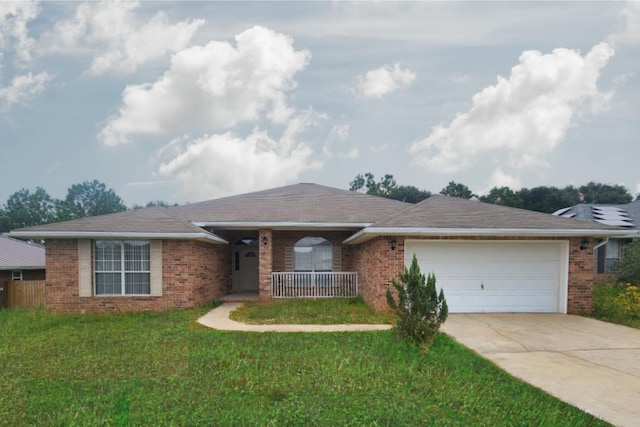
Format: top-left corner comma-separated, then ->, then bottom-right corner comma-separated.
1,1 -> 639,207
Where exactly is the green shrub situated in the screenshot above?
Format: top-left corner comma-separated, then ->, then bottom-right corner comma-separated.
592,282 -> 640,328
611,239 -> 640,284
614,283 -> 640,319
386,254 -> 448,349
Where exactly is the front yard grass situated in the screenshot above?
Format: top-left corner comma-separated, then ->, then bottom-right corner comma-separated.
0,308 -> 609,426
229,297 -> 395,325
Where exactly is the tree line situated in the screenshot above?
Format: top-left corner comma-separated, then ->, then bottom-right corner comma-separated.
0,180 -> 172,233
349,172 -> 635,214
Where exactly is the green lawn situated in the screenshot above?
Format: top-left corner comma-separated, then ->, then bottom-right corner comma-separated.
230,297 -> 395,325
0,308 -> 609,426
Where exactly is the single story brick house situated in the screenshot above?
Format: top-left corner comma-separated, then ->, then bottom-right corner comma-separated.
7,183 -> 631,314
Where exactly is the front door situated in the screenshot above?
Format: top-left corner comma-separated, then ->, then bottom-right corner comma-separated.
232,246 -> 259,292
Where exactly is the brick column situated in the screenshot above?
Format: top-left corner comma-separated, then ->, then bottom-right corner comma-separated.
567,237 -> 594,314
258,229 -> 273,301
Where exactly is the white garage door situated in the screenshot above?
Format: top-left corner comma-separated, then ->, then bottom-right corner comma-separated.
405,240 -> 568,313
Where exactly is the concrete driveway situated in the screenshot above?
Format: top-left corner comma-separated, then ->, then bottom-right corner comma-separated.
442,314 -> 640,427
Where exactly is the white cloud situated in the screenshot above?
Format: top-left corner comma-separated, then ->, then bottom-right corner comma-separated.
0,72 -> 54,111
330,124 -> 350,142
354,63 -> 415,99
0,1 -> 39,65
410,43 -> 614,174
41,0 -> 204,75
156,111 -> 322,200
100,25 -> 310,146
486,168 -> 521,192
608,1 -> 640,47
340,148 -> 360,159
0,2 -> 52,111
323,124 -> 351,158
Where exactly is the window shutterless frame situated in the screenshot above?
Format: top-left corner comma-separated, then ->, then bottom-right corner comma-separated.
94,240 -> 151,295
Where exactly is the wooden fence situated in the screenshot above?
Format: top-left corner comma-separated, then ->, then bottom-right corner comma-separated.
7,280 -> 45,308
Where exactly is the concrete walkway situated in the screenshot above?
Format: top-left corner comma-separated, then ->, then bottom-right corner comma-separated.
442,313 -> 640,427
197,302 -> 393,332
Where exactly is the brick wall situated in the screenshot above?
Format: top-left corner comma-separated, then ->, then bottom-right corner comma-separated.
567,237 -> 594,314
352,236 -> 405,311
258,229 -> 272,301
353,235 -> 595,314
44,239 -> 231,313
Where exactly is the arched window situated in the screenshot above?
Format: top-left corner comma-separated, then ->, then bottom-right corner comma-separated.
294,237 -> 332,272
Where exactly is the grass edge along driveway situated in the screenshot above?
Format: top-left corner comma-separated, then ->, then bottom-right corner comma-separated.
0,308 -> 610,426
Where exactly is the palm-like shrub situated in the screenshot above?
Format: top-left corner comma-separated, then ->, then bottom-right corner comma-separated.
386,254 -> 448,349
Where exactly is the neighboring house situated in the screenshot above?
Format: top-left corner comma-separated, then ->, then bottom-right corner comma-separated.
0,235 -> 46,308
553,200 -> 640,275
8,183 -> 629,314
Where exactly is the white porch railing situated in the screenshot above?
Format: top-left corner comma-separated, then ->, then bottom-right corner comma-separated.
271,272 -> 358,299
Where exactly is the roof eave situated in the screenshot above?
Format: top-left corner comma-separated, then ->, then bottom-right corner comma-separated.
343,227 -> 637,245
6,231 -> 229,245
193,221 -> 371,230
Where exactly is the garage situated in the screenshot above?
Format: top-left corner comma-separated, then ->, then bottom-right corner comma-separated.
404,240 -> 569,313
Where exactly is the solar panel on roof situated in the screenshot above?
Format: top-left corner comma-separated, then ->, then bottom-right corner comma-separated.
552,207 -> 572,216
560,212 -> 576,218
593,213 -> 630,220
592,206 -> 625,213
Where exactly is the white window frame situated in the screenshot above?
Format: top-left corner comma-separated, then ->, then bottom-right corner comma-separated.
11,270 -> 22,281
94,240 -> 151,296
294,237 -> 333,272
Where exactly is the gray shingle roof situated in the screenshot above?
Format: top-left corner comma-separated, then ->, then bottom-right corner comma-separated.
14,206 -> 209,234
170,183 -> 412,224
374,194 -> 623,230
0,235 -> 45,270
9,184 -> 626,243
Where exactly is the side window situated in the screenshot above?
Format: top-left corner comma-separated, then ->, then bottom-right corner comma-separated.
294,237 -> 332,272
94,240 -> 151,295
12,270 -> 22,281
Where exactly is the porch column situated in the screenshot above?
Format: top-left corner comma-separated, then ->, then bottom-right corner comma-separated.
258,228 -> 273,301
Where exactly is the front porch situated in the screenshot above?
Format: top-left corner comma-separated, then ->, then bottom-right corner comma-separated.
221,292 -> 259,303
271,272 -> 358,298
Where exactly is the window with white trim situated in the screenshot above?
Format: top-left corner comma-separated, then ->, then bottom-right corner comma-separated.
294,237 -> 332,272
94,240 -> 150,295
12,270 -> 22,281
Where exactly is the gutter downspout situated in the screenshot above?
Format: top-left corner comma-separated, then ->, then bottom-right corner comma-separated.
593,238 -> 609,250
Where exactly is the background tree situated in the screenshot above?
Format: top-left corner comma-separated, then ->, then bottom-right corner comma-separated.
480,187 -> 524,208
350,173 -> 430,203
440,181 -> 475,199
388,186 -> 432,203
132,200 -> 174,209
349,172 -> 396,196
0,187 -> 56,232
519,186 -> 580,214
578,182 -> 632,204
56,180 -> 127,220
